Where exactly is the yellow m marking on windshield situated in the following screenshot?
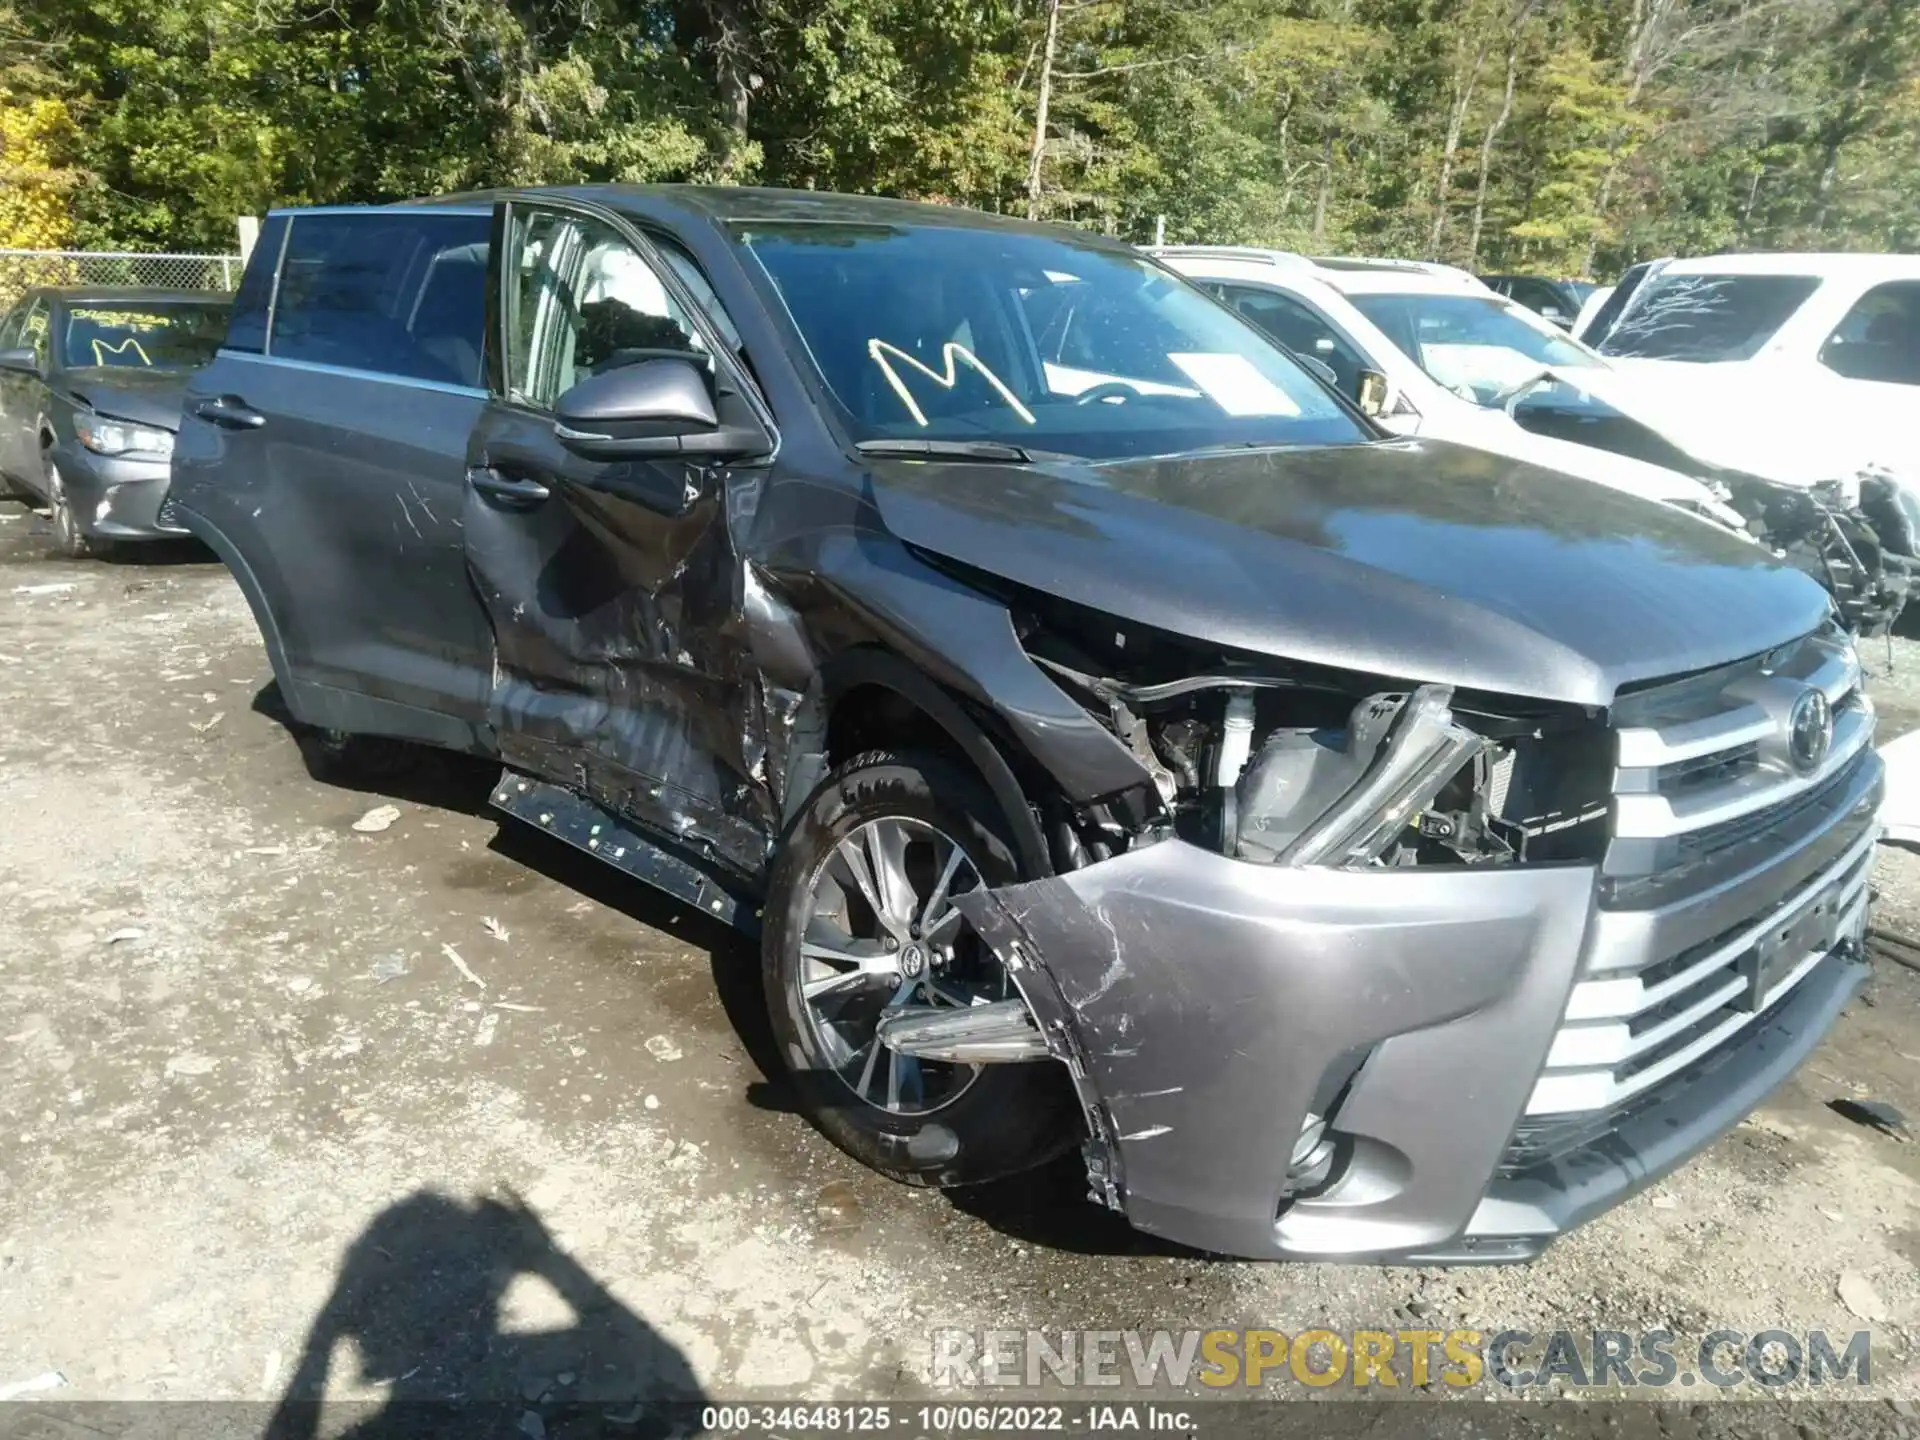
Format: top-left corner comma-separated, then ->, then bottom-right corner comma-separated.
866,339 -> 1036,428
90,336 -> 153,367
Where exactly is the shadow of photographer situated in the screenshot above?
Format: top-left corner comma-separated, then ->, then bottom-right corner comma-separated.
266,1188 -> 704,1439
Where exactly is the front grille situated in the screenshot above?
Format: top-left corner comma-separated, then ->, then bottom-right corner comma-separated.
1524,626 -> 1875,1122
155,496 -> 188,532
1607,627 -> 1872,861
1499,963 -> 1821,1174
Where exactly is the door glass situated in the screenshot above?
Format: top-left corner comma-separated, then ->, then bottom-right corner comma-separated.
1508,279 -> 1563,317
505,209 -> 706,410
271,211 -> 491,386
225,213 -> 289,354
1819,282 -> 1920,386
20,298 -> 49,367
1219,285 -> 1368,395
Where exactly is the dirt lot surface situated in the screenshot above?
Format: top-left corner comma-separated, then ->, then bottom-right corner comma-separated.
1,496 -> 1917,1431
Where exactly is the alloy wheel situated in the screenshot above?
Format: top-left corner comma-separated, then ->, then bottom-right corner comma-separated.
795,816 -> 1012,1116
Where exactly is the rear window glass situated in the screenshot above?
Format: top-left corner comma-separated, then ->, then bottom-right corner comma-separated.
270,211 -> 490,387
1598,273 -> 1820,362
225,214 -> 288,354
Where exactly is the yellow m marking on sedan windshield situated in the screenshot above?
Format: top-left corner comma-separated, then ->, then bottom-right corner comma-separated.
90,336 -> 153,367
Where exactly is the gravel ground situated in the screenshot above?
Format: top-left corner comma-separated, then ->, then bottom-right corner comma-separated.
0,495 -> 1916,1429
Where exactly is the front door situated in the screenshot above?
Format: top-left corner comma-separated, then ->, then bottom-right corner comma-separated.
463,199 -> 773,878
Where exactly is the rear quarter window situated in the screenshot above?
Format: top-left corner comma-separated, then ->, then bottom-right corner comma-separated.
270,211 -> 491,387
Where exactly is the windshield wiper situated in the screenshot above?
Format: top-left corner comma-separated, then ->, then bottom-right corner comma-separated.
855,438 -> 1037,462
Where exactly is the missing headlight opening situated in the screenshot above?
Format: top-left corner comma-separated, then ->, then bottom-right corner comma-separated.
1019,604 -> 1613,871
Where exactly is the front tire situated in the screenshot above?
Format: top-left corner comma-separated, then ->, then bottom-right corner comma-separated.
45,462 -> 101,560
764,750 -> 1079,1188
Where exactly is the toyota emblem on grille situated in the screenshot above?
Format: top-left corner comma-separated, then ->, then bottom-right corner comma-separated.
1788,687 -> 1834,774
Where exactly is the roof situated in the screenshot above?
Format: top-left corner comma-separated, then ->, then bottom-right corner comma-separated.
25,286 -> 230,306
1319,267 -> 1492,296
1154,245 -> 1495,297
372,185 -> 1142,252
1657,252 -> 1920,280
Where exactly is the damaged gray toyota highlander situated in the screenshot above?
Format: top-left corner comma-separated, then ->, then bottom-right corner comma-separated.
173,187 -> 1881,1263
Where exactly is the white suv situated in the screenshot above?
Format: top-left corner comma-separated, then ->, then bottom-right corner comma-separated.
1590,252 -> 1920,500
1152,246 -> 1914,631
1150,246 -> 1745,525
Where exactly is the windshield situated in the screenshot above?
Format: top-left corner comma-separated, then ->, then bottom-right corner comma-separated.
1597,273 -> 1820,362
1348,292 -> 1598,405
736,222 -> 1365,460
61,301 -> 230,370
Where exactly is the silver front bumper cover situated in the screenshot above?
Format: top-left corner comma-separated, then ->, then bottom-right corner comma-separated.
957,750 -> 1879,1263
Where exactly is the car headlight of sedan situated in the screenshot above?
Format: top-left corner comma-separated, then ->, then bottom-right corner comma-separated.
73,414 -> 174,458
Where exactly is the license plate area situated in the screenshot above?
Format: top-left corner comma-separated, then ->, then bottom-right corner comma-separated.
1738,881 -> 1852,1011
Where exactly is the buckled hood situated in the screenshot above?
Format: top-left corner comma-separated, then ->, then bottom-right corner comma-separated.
63,367 -> 192,432
865,437 -> 1833,707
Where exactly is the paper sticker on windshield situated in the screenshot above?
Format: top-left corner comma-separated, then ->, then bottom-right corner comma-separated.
1167,353 -> 1301,417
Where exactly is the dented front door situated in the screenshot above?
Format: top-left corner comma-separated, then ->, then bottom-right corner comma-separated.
463,199 -> 770,877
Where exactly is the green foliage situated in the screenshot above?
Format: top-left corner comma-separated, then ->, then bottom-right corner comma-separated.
5,0 -> 1914,268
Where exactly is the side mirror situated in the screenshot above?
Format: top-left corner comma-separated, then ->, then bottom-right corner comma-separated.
1356,370 -> 1390,417
0,346 -> 38,376
553,356 -> 766,461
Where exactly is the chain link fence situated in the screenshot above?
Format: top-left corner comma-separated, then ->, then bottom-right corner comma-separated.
0,249 -> 243,310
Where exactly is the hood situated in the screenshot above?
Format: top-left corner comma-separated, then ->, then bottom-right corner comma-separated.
62,367 -> 192,432
1560,362 -> 1916,491
867,438 -> 1832,708
1443,405 -> 1746,526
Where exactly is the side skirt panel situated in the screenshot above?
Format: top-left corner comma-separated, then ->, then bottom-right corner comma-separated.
490,771 -> 760,936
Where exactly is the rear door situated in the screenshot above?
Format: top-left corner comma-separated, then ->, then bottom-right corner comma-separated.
175,207 -> 497,747
461,198 -> 777,875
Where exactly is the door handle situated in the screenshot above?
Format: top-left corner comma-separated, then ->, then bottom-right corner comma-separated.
466,466 -> 551,507
194,396 -> 265,429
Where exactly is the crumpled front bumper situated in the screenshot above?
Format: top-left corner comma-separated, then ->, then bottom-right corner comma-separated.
54,444 -> 190,541
957,838 -> 1864,1263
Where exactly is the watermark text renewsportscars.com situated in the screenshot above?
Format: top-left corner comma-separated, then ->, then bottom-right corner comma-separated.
931,1328 -> 1872,1391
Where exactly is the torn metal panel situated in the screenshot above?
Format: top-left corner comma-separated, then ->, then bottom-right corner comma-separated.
464,406 -> 775,878
492,772 -> 756,931
803,530 -> 1151,803
958,843 -> 1596,1260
